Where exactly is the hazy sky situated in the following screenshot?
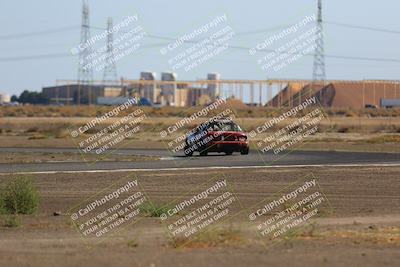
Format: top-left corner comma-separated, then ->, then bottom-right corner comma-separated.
0,0 -> 399,96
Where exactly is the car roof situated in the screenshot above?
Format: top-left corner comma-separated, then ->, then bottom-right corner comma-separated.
212,118 -> 234,123
197,118 -> 236,129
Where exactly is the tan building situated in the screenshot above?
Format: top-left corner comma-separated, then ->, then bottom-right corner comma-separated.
161,72 -> 178,106
174,87 -> 208,107
42,84 -> 123,105
174,88 -> 189,107
139,72 -> 157,104
268,81 -> 400,108
0,93 -> 11,103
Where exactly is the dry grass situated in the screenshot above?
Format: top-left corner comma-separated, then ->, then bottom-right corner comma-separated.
127,239 -> 139,248
319,226 -> 400,245
1,105 -> 400,118
139,202 -> 174,217
0,152 -> 159,164
279,224 -> 400,246
1,116 -> 400,137
168,227 -> 245,249
366,135 -> 400,144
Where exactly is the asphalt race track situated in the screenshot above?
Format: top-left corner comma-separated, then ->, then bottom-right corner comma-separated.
1,147 -> 399,174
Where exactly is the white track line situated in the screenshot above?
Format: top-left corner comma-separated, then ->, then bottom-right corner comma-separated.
1,163 -> 400,175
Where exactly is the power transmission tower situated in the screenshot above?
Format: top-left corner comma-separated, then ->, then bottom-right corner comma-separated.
312,0 -> 326,81
103,17 -> 118,83
77,0 -> 93,85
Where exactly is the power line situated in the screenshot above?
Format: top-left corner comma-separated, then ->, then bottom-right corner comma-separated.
324,53 -> 400,63
235,25 -> 290,36
90,25 -> 290,37
0,43 -> 168,62
0,53 -> 74,62
1,39 -> 399,65
324,21 -> 400,35
143,34 -> 400,64
1,22 -> 400,65
0,26 -> 79,40
1,18 -> 398,42
1,18 -> 396,43
3,39 -> 398,64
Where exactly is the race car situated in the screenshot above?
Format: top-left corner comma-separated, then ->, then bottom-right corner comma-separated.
184,118 -> 249,156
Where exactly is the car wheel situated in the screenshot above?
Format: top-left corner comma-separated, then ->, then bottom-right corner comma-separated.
241,147 -> 249,155
184,143 -> 194,157
184,147 -> 193,157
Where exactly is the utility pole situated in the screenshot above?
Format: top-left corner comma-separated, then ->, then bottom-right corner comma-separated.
312,0 -> 326,82
103,17 -> 118,83
78,0 -> 93,104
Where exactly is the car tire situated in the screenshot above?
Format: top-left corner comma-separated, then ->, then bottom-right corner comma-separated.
184,143 -> 194,157
184,148 -> 193,157
241,148 -> 249,155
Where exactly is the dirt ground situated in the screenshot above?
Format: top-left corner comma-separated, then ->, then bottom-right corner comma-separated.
0,151 -> 159,164
1,115 -> 400,152
1,135 -> 400,154
0,166 -> 399,267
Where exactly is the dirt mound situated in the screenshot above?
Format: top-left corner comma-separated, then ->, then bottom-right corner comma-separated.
268,81 -> 400,108
224,98 -> 248,109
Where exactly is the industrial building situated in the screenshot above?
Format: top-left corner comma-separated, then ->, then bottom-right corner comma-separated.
130,72 -> 219,107
42,84 -> 124,105
138,72 -> 158,104
43,72 -> 220,106
0,93 -> 11,104
42,77 -> 400,108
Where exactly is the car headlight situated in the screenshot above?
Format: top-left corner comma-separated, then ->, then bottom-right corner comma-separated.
238,136 -> 247,142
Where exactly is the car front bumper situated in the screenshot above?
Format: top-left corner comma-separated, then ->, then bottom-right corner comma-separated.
206,141 -> 249,152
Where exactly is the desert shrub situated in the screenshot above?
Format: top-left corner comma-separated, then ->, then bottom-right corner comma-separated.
345,110 -> 358,117
26,127 -> 39,133
3,215 -> 20,227
139,202 -> 172,217
337,127 -> 350,133
27,135 -> 47,140
0,177 -> 39,215
169,227 -> 243,248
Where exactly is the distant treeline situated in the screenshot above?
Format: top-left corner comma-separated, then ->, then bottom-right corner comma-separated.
11,90 -> 49,104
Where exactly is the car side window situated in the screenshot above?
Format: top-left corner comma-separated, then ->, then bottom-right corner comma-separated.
213,124 -> 221,131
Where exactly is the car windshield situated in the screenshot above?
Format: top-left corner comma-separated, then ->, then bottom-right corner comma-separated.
209,121 -> 242,132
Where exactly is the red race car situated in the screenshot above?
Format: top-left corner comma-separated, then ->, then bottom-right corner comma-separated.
184,118 -> 249,156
